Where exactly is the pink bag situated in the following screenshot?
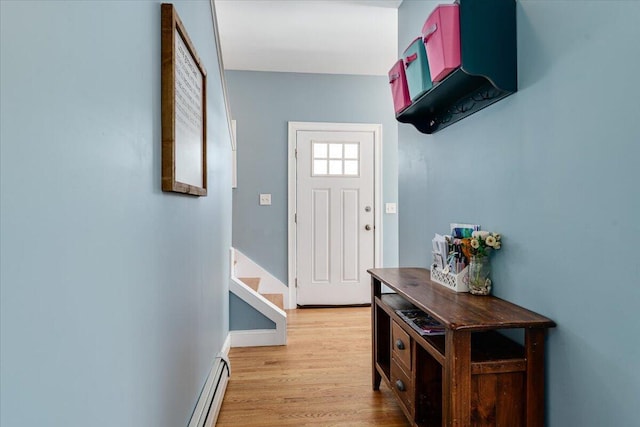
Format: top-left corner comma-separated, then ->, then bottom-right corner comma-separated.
388,59 -> 412,114
422,4 -> 461,82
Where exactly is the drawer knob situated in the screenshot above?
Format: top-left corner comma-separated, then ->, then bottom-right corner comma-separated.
395,379 -> 406,392
395,339 -> 405,350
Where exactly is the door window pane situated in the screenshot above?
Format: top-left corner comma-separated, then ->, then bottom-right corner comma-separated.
329,143 -> 343,159
329,160 -> 343,175
313,159 -> 327,175
311,141 -> 359,177
313,143 -> 327,159
344,144 -> 359,159
344,160 -> 358,175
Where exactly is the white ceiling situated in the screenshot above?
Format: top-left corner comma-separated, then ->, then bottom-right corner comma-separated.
215,0 -> 402,76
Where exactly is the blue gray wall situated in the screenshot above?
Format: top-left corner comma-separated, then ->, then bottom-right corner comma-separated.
398,1 -> 640,426
229,293 -> 276,330
0,2 -> 232,426
226,70 -> 399,283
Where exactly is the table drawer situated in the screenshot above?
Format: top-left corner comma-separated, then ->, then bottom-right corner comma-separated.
391,358 -> 414,412
392,320 -> 412,370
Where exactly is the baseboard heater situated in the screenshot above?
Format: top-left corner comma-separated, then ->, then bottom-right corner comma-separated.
188,353 -> 231,427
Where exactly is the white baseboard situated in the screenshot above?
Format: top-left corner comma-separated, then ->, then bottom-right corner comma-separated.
221,333 -> 231,358
230,329 -> 285,347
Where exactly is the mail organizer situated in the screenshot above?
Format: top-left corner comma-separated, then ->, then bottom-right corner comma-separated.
388,60 -> 412,114
393,0 -> 517,134
430,265 -> 469,293
403,37 -> 432,101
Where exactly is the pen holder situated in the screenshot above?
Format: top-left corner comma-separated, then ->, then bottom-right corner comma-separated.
430,264 -> 469,293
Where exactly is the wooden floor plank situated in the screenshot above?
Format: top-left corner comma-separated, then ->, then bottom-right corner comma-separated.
217,307 -> 410,426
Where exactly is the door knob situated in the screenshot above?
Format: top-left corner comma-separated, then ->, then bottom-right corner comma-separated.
365,224 -> 372,231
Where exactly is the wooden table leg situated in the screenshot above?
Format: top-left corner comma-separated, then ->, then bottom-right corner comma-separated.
525,328 -> 546,427
443,330 -> 471,427
371,277 -> 381,390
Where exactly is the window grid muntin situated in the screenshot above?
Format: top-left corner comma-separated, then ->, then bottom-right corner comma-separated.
311,141 -> 360,177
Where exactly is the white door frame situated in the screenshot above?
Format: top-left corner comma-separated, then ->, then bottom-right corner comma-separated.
287,121 -> 382,307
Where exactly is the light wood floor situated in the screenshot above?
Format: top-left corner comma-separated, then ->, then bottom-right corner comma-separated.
217,307 -> 410,426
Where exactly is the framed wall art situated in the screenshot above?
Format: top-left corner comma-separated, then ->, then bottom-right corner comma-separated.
161,3 -> 207,196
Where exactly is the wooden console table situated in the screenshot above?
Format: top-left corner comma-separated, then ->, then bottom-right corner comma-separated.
369,268 -> 555,427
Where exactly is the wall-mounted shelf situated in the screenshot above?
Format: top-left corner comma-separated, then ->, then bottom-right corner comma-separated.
397,0 -> 517,134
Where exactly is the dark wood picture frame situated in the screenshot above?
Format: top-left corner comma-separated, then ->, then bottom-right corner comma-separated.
161,3 -> 207,196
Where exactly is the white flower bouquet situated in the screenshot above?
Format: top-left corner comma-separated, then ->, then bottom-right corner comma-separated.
462,230 -> 502,258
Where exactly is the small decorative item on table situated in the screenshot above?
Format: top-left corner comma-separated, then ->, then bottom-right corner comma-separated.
469,255 -> 491,295
463,231 -> 502,295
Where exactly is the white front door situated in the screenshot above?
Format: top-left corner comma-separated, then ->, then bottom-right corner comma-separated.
294,126 -> 376,306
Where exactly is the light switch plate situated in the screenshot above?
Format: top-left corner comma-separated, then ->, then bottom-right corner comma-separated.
385,203 -> 397,214
259,193 -> 272,205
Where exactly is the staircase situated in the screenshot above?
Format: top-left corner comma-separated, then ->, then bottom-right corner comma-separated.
229,248 -> 287,347
238,277 -> 284,311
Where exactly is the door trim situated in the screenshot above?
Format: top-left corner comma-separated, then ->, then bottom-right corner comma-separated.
287,121 -> 382,307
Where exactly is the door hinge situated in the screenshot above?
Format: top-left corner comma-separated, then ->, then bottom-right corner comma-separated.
294,148 -> 298,158
295,278 -> 298,288
294,213 -> 297,223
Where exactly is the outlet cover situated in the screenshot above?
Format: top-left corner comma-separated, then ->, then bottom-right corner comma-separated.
259,193 -> 272,205
385,203 -> 397,214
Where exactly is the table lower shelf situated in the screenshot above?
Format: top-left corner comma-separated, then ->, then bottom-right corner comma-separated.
378,294 -> 526,374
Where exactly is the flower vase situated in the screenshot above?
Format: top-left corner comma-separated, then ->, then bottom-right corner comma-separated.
468,255 -> 492,295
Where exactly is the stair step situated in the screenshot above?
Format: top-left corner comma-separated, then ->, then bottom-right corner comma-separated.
238,277 -> 261,292
262,293 -> 284,311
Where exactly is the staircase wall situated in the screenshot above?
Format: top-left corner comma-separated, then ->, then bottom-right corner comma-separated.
229,292 -> 275,330
228,248 -> 286,346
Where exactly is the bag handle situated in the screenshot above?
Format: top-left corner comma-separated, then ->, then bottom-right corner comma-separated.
423,23 -> 438,42
404,53 -> 418,67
